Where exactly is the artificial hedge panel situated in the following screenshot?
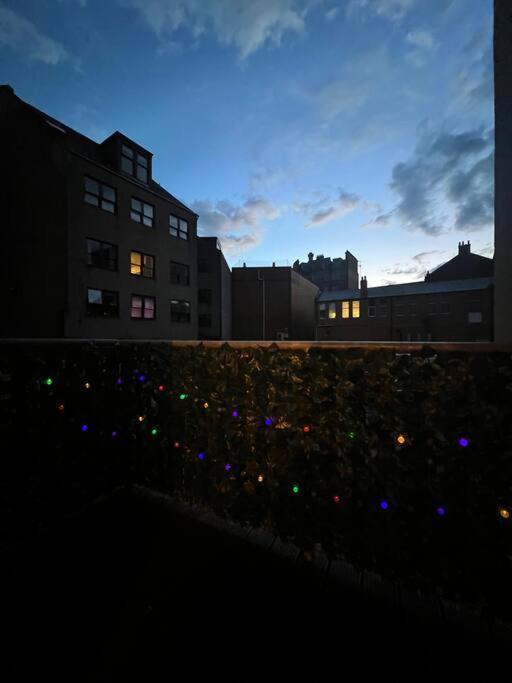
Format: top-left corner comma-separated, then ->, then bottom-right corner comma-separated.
1,341 -> 512,616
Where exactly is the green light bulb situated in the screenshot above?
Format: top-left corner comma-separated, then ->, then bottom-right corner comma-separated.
151,428 -> 158,436
179,393 -> 187,400
292,485 -> 299,494
45,378 -> 53,386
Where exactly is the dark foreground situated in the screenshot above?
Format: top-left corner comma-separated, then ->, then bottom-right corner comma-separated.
2,489 -> 510,682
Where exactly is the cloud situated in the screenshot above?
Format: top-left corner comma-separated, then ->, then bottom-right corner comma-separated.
121,0 -> 315,59
346,0 -> 416,22
361,210 -> 394,229
381,250 -> 446,281
192,196 -> 280,254
296,188 -> 360,227
388,122 -> 494,235
0,4 -> 74,65
456,44 -> 493,107
325,7 -> 339,21
405,30 -> 433,49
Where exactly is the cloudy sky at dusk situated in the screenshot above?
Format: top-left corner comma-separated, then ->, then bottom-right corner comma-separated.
0,0 -> 493,285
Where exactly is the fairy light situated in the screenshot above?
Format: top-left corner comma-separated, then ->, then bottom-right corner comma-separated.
292,485 -> 300,494
179,393 -> 187,400
232,410 -> 238,418
225,463 -> 232,471
348,431 -> 355,439
265,418 -> 272,427
396,434 -> 406,445
257,475 -> 264,483
499,508 -> 510,520
173,441 -> 180,448
139,374 -> 146,382
333,495 -> 341,504
117,378 -> 123,385
158,385 -> 165,392
138,415 -> 145,423
112,431 -> 118,438
81,424 -> 88,432
380,500 -> 389,510
57,403 -> 65,412
84,382 -> 91,390
203,402 -> 209,409
303,425 -> 311,434
151,428 -> 158,436
44,378 -> 53,386
458,437 -> 470,448
436,507 -> 446,517
198,452 -> 205,460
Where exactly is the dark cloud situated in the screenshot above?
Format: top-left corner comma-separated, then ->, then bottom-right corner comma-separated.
297,188 -> 360,227
389,123 -> 494,235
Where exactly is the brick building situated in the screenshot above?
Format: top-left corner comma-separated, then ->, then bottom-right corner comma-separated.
424,241 -> 493,282
197,237 -> 232,340
293,251 -> 358,292
316,277 -> 493,342
0,85 -> 198,339
232,266 -> 319,340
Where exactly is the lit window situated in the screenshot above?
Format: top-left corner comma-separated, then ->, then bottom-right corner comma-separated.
170,214 -> 189,240
131,198 -> 154,227
342,301 -> 350,318
130,251 -> 154,278
352,301 -> 360,318
86,239 -> 117,271
84,177 -> 116,213
86,288 -> 118,317
171,299 -> 191,323
131,295 -> 155,320
328,303 -> 336,319
368,303 -> 376,317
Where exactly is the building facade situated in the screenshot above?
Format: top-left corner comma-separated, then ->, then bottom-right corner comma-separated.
232,266 -> 319,340
424,241 -> 493,282
197,237 -> 232,340
316,277 -> 494,342
293,251 -> 358,292
0,85 -> 198,339
494,0 -> 512,343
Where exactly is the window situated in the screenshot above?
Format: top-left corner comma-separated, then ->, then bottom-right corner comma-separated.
428,302 -> 436,316
199,289 -> 212,305
328,303 -> 336,319
368,303 -> 376,317
199,314 -> 212,328
131,198 -> 154,227
122,144 -> 149,183
408,303 -> 417,316
352,301 -> 360,318
86,288 -> 118,317
395,303 -> 405,316
198,261 -> 210,273
170,261 -> 190,285
130,251 -> 154,278
170,214 -> 189,240
131,295 -> 155,320
171,299 -> 191,323
86,239 -> 117,271
342,301 -> 350,319
319,303 -> 327,320
84,177 -> 116,213
440,301 -> 450,315
468,311 -> 482,323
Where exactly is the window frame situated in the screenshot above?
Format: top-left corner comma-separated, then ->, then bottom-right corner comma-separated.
121,144 -> 149,183
86,288 -> 119,318
130,294 -> 156,320
86,238 -> 118,271
341,301 -> 350,319
351,300 -> 360,318
198,313 -> 212,328
368,303 -> 376,317
171,299 -> 191,323
170,261 -> 190,286
130,250 -> 155,279
198,289 -> 212,305
130,197 -> 154,227
169,214 -> 189,240
83,176 -> 116,214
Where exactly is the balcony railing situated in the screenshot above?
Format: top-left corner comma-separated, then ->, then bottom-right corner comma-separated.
1,339 -> 512,619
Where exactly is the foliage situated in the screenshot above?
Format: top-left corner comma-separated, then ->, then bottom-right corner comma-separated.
1,341 -> 512,615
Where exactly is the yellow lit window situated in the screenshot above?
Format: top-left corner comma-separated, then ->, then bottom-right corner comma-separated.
342,301 -> 350,318
328,303 -> 336,319
352,301 -> 360,318
130,251 -> 142,275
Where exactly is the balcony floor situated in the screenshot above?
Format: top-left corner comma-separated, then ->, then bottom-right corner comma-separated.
2,488 -> 509,682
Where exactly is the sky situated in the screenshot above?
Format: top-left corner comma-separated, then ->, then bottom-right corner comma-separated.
0,0 -> 494,286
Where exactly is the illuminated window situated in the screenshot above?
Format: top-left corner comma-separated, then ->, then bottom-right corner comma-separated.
131,198 -> 154,227
131,295 -> 155,320
368,303 -> 376,317
130,251 -> 154,278
170,214 -> 189,240
342,301 -> 350,318
84,177 -> 116,213
352,301 -> 360,318
328,303 -> 336,319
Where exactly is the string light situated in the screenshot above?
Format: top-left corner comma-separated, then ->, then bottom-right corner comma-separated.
348,431 -> 355,439
112,431 -> 118,438
150,428 -> 158,436
198,452 -> 205,460
138,415 -> 145,423
232,410 -> 238,418
499,508 -> 510,520
116,378 -> 123,385
158,385 -> 165,392
292,485 -> 300,494
380,500 -> 389,510
396,434 -> 406,445
139,374 -> 146,382
265,418 -> 272,426
44,378 -> 53,386
81,424 -> 88,432
57,403 -> 65,412
84,382 -> 91,390
303,425 -> 311,434
458,437 -> 470,448
225,463 -> 232,471
257,475 -> 264,482
203,402 -> 209,409
179,393 -> 187,400
436,507 -> 446,517
173,441 -> 180,448
333,495 -> 341,503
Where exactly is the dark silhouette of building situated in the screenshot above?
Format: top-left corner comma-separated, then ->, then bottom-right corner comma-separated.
424,241 -> 493,282
293,251 -> 358,292
494,0 -> 512,343
197,237 -> 231,340
232,265 -> 319,340
316,276 -> 493,342
0,84 -> 198,339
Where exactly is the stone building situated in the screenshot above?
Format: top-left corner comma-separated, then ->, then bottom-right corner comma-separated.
293,251 -> 358,292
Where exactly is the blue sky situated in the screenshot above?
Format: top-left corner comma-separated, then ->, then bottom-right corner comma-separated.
0,0 -> 494,285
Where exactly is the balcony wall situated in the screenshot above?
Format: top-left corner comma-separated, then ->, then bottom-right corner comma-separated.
1,339 -> 512,617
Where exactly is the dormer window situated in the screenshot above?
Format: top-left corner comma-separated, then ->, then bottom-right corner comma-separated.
121,144 -> 149,183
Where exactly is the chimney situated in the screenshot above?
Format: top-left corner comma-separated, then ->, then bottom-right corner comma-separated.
458,240 -> 471,256
360,276 -> 368,297
308,252 -> 314,262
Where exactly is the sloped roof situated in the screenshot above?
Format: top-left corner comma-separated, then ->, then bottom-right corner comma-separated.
318,276 -> 494,302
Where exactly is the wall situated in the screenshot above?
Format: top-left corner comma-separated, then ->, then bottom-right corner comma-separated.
290,270 -> 319,340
